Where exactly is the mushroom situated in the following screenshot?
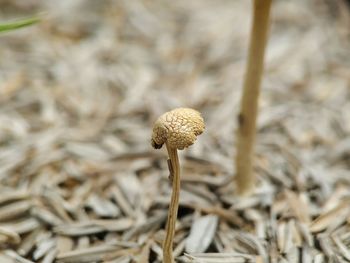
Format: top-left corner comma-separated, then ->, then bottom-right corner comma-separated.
151,108 -> 205,263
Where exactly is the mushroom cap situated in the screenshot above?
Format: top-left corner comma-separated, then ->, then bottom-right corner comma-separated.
151,108 -> 205,150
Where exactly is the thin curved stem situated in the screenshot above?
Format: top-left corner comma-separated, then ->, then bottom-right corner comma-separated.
235,0 -> 272,196
163,144 -> 180,263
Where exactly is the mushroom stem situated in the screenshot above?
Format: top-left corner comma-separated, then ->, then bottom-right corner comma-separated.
163,143 -> 180,263
151,108 -> 204,262
235,0 -> 272,195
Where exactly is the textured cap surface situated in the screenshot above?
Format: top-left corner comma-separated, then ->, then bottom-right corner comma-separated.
151,108 -> 205,150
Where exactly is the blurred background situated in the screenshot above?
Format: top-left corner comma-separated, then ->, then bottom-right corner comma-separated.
0,0 -> 349,156
0,0 -> 349,262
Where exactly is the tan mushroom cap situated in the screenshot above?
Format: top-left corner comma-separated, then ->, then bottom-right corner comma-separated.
151,108 -> 205,150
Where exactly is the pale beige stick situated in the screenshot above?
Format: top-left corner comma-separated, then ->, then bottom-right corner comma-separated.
235,0 -> 272,195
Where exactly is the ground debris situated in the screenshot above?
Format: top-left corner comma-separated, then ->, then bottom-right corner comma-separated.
0,0 -> 349,262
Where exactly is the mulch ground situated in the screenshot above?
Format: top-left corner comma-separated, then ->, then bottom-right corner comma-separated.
0,0 -> 349,262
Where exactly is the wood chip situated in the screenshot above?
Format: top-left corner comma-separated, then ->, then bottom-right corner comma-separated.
54,218 -> 134,236
185,215 -> 218,253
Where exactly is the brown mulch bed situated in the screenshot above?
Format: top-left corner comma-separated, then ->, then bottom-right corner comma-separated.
0,0 -> 349,262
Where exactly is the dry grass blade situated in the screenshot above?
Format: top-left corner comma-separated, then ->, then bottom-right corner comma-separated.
0,190 -> 29,205
0,200 -> 32,221
56,236 -> 74,254
0,226 -> 21,245
56,243 -> 137,263
31,206 -> 64,227
4,250 -> 35,263
185,215 -> 218,253
122,212 -> 167,241
0,254 -> 15,263
180,253 -> 255,263
109,185 -> 136,218
332,235 -> 350,261
54,218 -> 134,236
86,193 -> 121,217
17,228 -> 44,256
235,232 -> 268,261
33,237 -> 56,261
42,249 -> 58,263
284,190 -> 310,224
137,240 -> 152,263
310,201 -> 350,233
1,218 -> 40,235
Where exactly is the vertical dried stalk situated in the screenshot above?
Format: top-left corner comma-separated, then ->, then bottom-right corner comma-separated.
235,0 -> 272,195
163,143 -> 180,263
